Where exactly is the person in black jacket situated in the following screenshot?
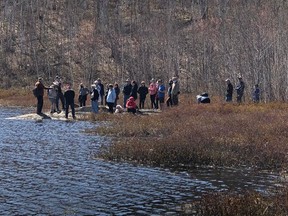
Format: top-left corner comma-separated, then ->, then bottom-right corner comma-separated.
64,84 -> 76,119
95,78 -> 104,105
137,81 -> 148,109
166,79 -> 173,107
225,79 -> 233,102
197,92 -> 211,104
122,78 -> 132,108
54,76 -> 65,111
90,84 -> 99,113
130,80 -> 138,100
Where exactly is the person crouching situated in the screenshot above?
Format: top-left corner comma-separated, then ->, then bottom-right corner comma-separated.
196,92 -> 211,104
126,96 -> 137,114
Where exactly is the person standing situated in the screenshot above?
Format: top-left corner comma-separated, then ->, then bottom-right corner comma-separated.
95,78 -> 104,105
130,80 -> 138,100
122,78 -> 132,108
166,79 -> 173,107
90,84 -> 99,113
78,83 -> 89,107
34,77 -> 50,115
54,76 -> 65,111
64,84 -> 76,119
236,76 -> 245,103
137,81 -> 148,109
225,79 -> 233,102
114,82 -> 120,107
106,84 -> 116,113
171,76 -> 180,105
157,79 -> 165,110
148,78 -> 157,109
48,83 -> 58,113
252,84 -> 260,103
95,80 -> 102,105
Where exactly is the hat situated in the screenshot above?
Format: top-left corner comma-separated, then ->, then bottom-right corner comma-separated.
108,84 -> 113,88
151,78 -> 155,82
97,78 -> 101,82
201,92 -> 208,97
126,78 -> 130,82
172,77 -> 178,81
225,78 -> 230,82
91,84 -> 96,88
38,77 -> 43,81
141,81 -> 145,84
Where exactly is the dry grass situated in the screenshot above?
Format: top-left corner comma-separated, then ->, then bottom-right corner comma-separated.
188,190 -> 288,215
0,88 -> 38,107
94,94 -> 288,170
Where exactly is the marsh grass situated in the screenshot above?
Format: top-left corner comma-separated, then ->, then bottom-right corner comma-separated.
0,88 -> 51,108
189,190 -> 288,215
94,95 -> 288,170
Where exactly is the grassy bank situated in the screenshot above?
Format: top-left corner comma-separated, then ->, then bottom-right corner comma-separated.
186,190 -> 288,215
93,96 -> 288,171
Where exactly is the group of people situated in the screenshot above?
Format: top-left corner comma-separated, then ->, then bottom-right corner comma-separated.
78,76 -> 181,114
225,76 -> 260,103
35,74 -> 260,118
34,76 -> 181,117
196,76 -> 260,104
34,76 -> 76,119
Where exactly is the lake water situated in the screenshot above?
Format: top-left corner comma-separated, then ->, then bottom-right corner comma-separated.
0,107 -> 283,215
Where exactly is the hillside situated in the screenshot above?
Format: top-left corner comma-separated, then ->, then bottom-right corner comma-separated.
0,0 -> 288,101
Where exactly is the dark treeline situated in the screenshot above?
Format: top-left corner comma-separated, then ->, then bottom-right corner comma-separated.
0,0 -> 288,102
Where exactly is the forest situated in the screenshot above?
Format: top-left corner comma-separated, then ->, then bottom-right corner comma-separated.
0,0 -> 288,102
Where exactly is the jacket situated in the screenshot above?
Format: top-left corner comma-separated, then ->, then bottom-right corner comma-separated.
126,96 -> 137,109
106,88 -> 116,103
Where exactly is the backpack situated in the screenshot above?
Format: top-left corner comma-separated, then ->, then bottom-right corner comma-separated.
91,89 -> 99,101
32,87 -> 40,97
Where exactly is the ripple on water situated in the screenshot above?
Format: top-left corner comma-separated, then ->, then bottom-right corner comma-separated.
0,108 -> 283,215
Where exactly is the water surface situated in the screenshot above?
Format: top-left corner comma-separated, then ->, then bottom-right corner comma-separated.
0,108 -> 282,215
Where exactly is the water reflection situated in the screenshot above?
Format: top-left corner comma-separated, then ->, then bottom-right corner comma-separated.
0,108 -> 282,215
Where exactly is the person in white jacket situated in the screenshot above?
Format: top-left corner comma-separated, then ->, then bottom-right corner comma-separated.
106,84 -> 116,113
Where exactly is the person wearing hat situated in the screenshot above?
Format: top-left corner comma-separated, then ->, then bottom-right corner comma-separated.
106,83 -> 116,113
90,84 -> 99,113
34,77 -> 50,115
225,78 -> 233,102
235,76 -> 245,103
137,81 -> 148,109
95,78 -> 104,105
122,78 -> 132,108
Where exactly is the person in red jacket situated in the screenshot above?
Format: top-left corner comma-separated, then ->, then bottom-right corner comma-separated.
126,96 -> 137,114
